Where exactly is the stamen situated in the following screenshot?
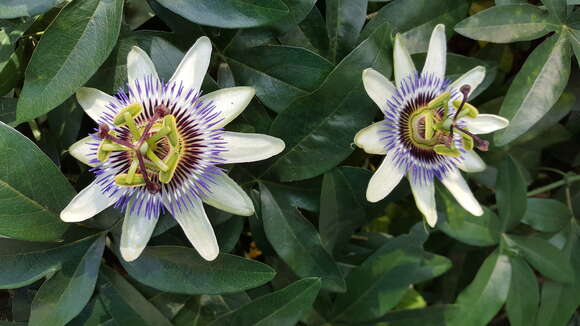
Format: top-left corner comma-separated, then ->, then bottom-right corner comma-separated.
455,126 -> 489,151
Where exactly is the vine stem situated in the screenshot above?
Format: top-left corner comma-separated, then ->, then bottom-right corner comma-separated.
526,174 -> 580,197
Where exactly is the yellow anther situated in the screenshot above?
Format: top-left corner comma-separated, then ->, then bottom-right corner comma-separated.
427,92 -> 451,110
125,160 -> 139,184
163,115 -> 179,147
123,111 -> 140,140
146,126 -> 171,145
100,143 -> 130,151
146,149 -> 169,172
113,103 -> 143,126
434,144 -> 462,157
159,150 -> 179,184
452,100 -> 479,118
424,111 -> 434,141
115,173 -> 146,187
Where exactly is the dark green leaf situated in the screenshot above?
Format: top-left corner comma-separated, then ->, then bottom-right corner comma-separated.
358,305 -> 460,326
496,155 -> 527,231
437,185 -> 501,247
535,224 -> 580,326
121,246 -> 276,295
522,198 -> 571,232
361,0 -> 469,46
326,0 -> 367,62
506,256 -> 539,326
0,234 -> 101,289
267,23 -> 393,181
216,216 -> 244,253
0,0 -> 63,19
331,230 -> 451,323
0,97 -> 16,125
153,0 -> 290,28
0,122 -> 78,241
260,182 -> 346,292
227,45 -> 333,113
504,234 -> 574,283
448,250 -> 512,326
568,28 -> 580,66
47,97 -> 83,153
495,32 -> 571,146
0,50 -> 22,97
278,6 -> 329,57
455,4 -> 554,43
208,278 -> 321,326
541,0 -> 568,23
68,296 -> 113,326
16,0 -> 123,122
98,266 -> 173,326
28,235 -> 105,326
319,167 -> 372,253
271,0 -> 316,32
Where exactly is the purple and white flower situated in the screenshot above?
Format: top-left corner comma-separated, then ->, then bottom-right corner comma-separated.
355,24 -> 509,226
61,37 -> 285,261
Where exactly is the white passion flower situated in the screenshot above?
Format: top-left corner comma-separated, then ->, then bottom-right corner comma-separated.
61,37 -> 285,262
354,24 -> 509,227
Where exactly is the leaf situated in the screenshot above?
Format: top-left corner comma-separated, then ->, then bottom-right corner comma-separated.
437,185 -> 501,247
448,250 -> 512,326
47,97 -> 84,153
120,246 -> 276,295
16,0 -> 124,122
266,22 -> 393,182
0,122 -> 79,241
506,256 -> 540,326
454,4 -> 554,43
0,0 -> 63,19
226,45 -> 333,113
568,28 -> 580,66
360,0 -> 469,43
504,234 -> 574,283
153,0 -> 290,28
271,0 -> 317,32
0,234 -> 101,289
541,0 -> 568,23
496,155 -> 527,232
208,278 -> 321,326
331,230 -> 451,323
360,305 -> 460,326
319,167 -> 372,253
28,235 -> 106,326
260,182 -> 346,292
215,216 -> 244,253
278,6 -> 330,57
98,266 -> 173,326
535,224 -> 580,326
522,198 -> 571,232
0,97 -> 16,125
326,0 -> 368,62
68,296 -> 113,326
495,32 -> 571,146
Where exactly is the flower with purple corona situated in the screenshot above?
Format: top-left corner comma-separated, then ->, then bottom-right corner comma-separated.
354,24 -> 509,226
61,37 -> 285,261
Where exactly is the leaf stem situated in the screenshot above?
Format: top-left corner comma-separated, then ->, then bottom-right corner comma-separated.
527,174 -> 580,197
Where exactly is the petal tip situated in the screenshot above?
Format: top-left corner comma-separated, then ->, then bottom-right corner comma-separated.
199,246 -> 220,261
120,246 -> 143,262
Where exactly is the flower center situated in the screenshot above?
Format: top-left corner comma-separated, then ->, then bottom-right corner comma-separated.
96,103 -> 183,194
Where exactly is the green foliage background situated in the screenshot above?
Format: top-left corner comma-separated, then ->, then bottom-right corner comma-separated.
0,0 -> 579,325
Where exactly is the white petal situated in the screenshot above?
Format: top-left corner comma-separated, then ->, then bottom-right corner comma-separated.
354,121 -> 387,155
422,24 -> 446,80
169,36 -> 212,93
172,197 -> 219,261
199,87 -> 255,129
69,136 -> 97,167
440,169 -> 483,216
127,46 -> 159,85
409,180 -> 437,227
366,151 -> 405,202
60,181 -> 117,222
394,34 -> 417,87
202,172 -> 254,216
362,68 -> 396,113
449,66 -> 486,98
221,132 -> 285,164
462,114 -> 509,134
76,87 -> 116,123
120,201 -> 159,262
458,150 -> 486,173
